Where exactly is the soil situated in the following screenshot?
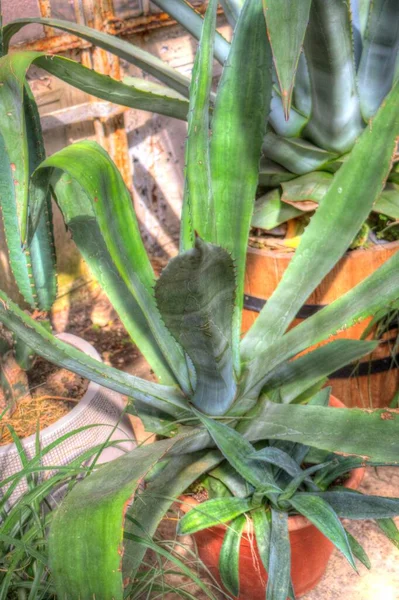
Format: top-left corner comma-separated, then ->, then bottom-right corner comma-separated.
0,359 -> 89,446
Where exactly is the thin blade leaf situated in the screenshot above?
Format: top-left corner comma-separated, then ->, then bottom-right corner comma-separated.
266,509 -> 291,600
180,0 -> 217,251
155,239 -> 236,415
303,490 -> 399,519
178,497 -> 253,535
345,529 -> 371,569
3,18 -> 191,96
290,494 -> 356,570
219,514 -> 246,596
252,507 -> 271,570
192,407 -> 280,492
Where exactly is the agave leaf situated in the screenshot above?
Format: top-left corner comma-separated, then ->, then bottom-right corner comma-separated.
178,497 -> 253,535
374,187 -> 399,220
267,509 -> 291,600
251,447 -> 305,479
220,0 -> 245,27
262,0 -> 312,118
258,158 -> 296,187
303,0 -> 364,152
262,340 -> 378,404
151,0 -> 230,65
3,18 -> 191,97
293,52 -> 312,117
281,171 -> 333,207
304,490 -> 399,519
376,518 -> 399,550
345,529 -> 371,569
180,0 -> 217,251
290,494 -> 356,570
269,89 -> 308,138
279,463 -> 332,500
31,140 -> 190,391
242,77 -> 399,359
240,248 -> 399,401
252,507 -> 271,570
155,239 -> 236,415
123,450 -> 221,582
358,0 -> 399,119
0,291 -> 189,419
262,131 -> 338,175
210,0 -> 272,369
192,407 -> 280,492
208,462 -> 252,498
251,189 -> 303,230
0,81 -> 56,309
49,437 -> 188,600
219,514 -> 246,596
245,403 -> 399,463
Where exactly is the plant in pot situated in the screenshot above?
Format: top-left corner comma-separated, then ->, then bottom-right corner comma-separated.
0,0 -> 399,598
5,0 -> 398,407
0,47 -> 134,499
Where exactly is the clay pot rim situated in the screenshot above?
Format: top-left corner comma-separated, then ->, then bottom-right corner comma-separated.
247,239 -> 399,260
180,395 -> 365,535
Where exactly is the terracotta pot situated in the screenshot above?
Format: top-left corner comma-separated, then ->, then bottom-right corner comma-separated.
179,397 -> 365,599
243,242 -> 399,408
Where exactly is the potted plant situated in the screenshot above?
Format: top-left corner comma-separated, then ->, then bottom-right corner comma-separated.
5,0 -> 398,407
0,1 -> 399,599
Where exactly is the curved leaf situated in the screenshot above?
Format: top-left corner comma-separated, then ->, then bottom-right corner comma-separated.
49,438 -> 186,600
178,497 -> 253,534
269,90 -> 308,138
242,77 -> 399,358
210,0 -> 272,369
303,0 -> 364,153
219,514 -> 246,596
281,171 -> 333,207
3,18 -> 191,96
304,490 -> 399,519
155,239 -> 236,415
220,0 -> 244,27
251,189 -> 302,230
31,140 -> 191,391
358,0 -> 399,119
0,291 -> 189,419
252,507 -> 271,570
290,494 -> 356,570
192,407 -> 280,492
262,131 -> 338,175
263,0 -> 312,118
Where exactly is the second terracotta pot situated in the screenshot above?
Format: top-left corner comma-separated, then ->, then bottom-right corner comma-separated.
180,397 -> 365,599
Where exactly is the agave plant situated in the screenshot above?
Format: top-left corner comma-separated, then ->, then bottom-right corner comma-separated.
0,1 -> 399,599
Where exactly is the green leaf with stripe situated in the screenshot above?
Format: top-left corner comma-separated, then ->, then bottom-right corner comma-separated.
30,139 -> 190,391
219,514 -> 246,596
178,497 -> 253,535
303,490 -> 399,519
210,0 -> 272,370
290,494 -> 356,570
180,0 -> 217,251
155,239 -> 236,415
262,0 -> 312,118
267,509 -> 291,600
